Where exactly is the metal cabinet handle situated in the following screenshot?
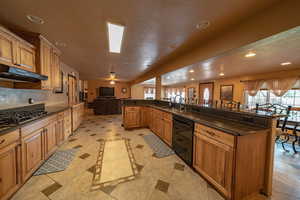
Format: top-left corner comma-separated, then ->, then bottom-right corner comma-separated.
0,139 -> 5,144
206,130 -> 218,137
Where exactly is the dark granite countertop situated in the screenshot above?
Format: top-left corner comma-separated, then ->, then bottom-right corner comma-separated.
0,105 -> 70,135
148,105 -> 269,136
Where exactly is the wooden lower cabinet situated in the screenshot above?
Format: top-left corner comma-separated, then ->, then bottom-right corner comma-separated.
22,128 -> 44,182
0,140 -> 21,200
64,109 -> 72,138
163,118 -> 172,146
194,123 -> 268,200
124,106 -> 141,129
55,118 -> 64,146
44,122 -> 57,158
193,133 -> 233,198
72,103 -> 84,132
124,106 -> 173,146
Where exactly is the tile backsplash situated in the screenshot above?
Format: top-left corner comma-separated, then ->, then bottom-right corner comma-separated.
0,87 -> 68,109
0,63 -> 79,110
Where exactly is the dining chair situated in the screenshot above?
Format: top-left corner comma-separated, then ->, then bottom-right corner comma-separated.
255,103 -> 292,152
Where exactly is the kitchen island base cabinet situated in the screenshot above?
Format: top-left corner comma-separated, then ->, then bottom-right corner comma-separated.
193,133 -> 233,198
0,142 -> 21,200
124,106 -> 141,129
194,123 -> 268,200
123,106 -> 172,146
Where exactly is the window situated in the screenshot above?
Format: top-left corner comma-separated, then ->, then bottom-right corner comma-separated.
203,88 -> 210,101
165,88 -> 185,102
144,87 -> 155,99
245,89 -> 300,108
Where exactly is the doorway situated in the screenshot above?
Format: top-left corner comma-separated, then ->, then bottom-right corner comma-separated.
199,82 -> 214,104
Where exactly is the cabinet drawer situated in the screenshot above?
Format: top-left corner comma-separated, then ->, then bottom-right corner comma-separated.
125,106 -> 140,111
163,112 -> 172,121
0,130 -> 20,149
195,124 -> 235,147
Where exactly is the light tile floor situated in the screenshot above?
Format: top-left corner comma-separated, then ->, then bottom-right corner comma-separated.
11,113 -> 300,200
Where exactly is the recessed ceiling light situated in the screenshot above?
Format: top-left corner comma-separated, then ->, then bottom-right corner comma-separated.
55,42 -> 67,47
196,21 -> 210,30
26,15 -> 44,24
191,78 -> 195,81
189,69 -> 194,73
110,80 -> 115,85
245,52 -> 256,58
281,62 -> 292,66
107,22 -> 125,53
219,72 -> 225,76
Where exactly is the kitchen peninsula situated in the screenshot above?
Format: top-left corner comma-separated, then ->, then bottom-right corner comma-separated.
122,99 -> 279,200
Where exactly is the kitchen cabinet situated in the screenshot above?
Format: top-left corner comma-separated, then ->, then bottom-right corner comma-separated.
0,130 -> 21,200
5,29 -> 62,91
193,132 -> 233,198
0,26 -> 36,72
40,39 -> 52,89
133,106 -> 172,146
17,42 -> 36,72
21,128 -> 44,181
55,116 -> 64,145
44,122 -> 57,158
0,28 -> 15,66
64,109 -> 72,138
194,123 -> 268,200
72,103 -> 85,131
124,106 -> 141,129
163,113 -> 172,146
51,49 -> 61,91
140,107 -> 148,127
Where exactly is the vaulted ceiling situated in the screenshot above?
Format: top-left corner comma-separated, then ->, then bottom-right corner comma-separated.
0,0 -> 282,81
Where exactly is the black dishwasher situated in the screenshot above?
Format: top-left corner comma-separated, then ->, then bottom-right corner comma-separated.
172,115 -> 194,166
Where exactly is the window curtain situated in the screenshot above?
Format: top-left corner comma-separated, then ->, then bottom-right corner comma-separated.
243,80 -> 264,96
266,77 -> 298,97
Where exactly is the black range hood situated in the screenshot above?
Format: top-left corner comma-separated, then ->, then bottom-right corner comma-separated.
0,64 -> 47,82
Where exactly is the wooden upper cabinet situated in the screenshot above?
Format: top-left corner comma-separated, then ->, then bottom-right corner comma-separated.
0,26 -> 36,72
40,40 -> 52,89
51,50 -> 61,91
16,42 -> 36,72
0,29 -> 15,66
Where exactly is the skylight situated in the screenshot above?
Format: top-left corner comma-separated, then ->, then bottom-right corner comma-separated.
107,22 -> 125,53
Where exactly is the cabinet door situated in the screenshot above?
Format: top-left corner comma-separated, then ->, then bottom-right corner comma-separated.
51,51 -> 61,90
22,129 -> 44,181
44,122 -> 57,158
40,41 -> 52,89
0,144 -> 20,199
56,119 -> 64,145
0,30 -> 15,66
140,107 -> 148,127
163,120 -> 172,146
17,43 -> 36,72
124,107 -> 140,128
193,133 -> 233,198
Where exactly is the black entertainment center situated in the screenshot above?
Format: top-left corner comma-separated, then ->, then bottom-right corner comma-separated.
92,87 -> 122,115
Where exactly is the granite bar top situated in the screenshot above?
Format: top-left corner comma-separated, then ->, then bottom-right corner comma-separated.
148,105 -> 268,136
0,105 -> 70,135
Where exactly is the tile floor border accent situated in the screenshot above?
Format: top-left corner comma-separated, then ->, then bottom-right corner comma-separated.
91,138 -> 139,191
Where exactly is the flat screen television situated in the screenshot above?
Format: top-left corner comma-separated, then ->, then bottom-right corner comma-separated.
98,87 -> 115,97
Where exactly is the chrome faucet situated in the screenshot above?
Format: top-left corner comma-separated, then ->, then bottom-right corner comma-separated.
174,95 -> 184,111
